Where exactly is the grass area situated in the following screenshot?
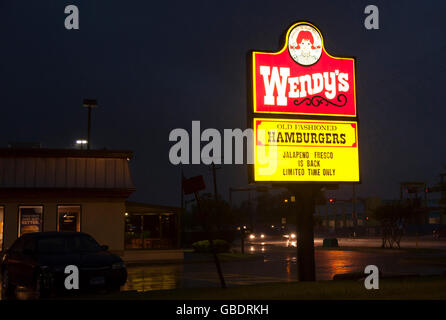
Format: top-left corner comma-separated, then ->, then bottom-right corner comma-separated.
77,276 -> 446,300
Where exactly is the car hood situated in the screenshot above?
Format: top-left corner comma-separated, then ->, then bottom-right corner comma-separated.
36,251 -> 122,269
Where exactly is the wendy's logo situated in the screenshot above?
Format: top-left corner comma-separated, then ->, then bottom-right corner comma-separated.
288,24 -> 323,66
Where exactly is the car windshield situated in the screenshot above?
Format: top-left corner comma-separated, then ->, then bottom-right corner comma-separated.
37,235 -> 102,254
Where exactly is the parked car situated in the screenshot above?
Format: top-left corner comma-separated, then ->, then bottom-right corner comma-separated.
1,232 -> 127,299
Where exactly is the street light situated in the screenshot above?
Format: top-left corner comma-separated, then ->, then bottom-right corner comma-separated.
82,99 -> 98,150
75,139 -> 88,150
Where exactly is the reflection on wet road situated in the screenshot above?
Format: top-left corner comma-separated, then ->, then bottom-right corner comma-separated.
122,243 -> 446,293
123,264 -> 183,292
122,255 -> 295,292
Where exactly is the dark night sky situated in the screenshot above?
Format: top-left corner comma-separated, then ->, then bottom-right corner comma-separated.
1,1 -> 446,206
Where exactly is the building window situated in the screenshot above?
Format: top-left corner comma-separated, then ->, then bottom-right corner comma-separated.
57,206 -> 81,232
125,213 -> 177,250
0,207 -> 4,251
18,206 -> 43,237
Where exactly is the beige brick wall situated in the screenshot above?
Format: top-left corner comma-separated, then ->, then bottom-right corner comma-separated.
81,201 -> 125,252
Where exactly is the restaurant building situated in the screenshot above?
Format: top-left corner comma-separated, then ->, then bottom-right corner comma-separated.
0,148 -> 183,261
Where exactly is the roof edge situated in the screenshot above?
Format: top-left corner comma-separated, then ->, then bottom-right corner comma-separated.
125,201 -> 182,213
0,148 -> 134,159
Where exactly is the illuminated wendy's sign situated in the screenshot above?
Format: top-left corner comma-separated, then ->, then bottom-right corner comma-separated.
252,22 -> 356,117
250,22 -> 360,183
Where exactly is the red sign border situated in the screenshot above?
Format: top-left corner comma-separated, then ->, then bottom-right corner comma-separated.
252,21 -> 357,118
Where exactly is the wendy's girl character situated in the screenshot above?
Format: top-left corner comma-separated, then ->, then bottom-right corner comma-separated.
289,26 -> 322,66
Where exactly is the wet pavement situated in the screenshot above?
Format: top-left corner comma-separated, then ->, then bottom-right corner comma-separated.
3,237 -> 446,299
122,242 -> 446,292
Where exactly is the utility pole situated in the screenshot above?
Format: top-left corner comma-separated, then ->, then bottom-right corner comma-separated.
82,99 -> 98,150
248,189 -> 253,230
209,163 -> 226,287
194,190 -> 226,288
181,168 -> 184,210
183,175 -> 226,289
228,186 -> 269,253
211,163 -> 219,201
87,106 -> 91,149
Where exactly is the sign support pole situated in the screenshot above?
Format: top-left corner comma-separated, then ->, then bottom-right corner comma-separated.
289,184 -> 321,281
